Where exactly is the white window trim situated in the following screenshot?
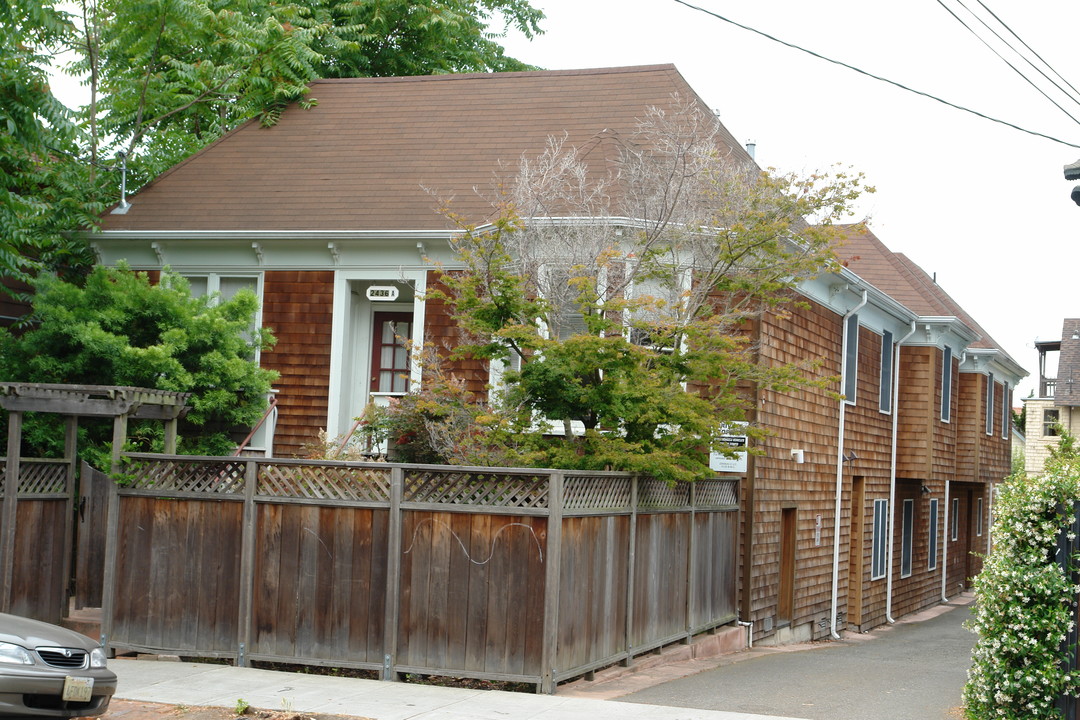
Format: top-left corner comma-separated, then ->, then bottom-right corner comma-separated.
1001,382 -> 1010,439
951,497 -> 959,541
940,346 -> 953,423
928,498 -> 939,571
901,498 -> 915,579
985,373 -> 995,436
871,498 -> 888,580
976,496 -> 984,537
879,329 -> 894,415
843,313 -> 859,405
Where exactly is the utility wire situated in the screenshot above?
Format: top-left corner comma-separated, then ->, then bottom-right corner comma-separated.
671,0 -> 1080,150
973,0 -> 1080,108
938,0 -> 1080,127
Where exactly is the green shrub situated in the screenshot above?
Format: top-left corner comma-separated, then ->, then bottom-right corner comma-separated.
964,444 -> 1080,718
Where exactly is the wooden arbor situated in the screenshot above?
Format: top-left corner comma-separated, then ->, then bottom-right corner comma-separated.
0,383 -> 189,619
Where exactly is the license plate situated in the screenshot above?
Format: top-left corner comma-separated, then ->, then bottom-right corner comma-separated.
62,676 -> 93,702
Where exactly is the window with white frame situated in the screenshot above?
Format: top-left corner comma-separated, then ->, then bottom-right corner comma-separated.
1044,408 -> 1061,437
951,497 -> 959,541
871,498 -> 888,580
976,496 -> 984,536
985,373 -> 995,436
879,330 -> 894,413
1001,382 -> 1010,439
843,314 -> 859,404
626,271 -> 685,353
901,498 -> 915,578
928,498 -> 939,571
180,272 -> 262,349
538,263 -> 589,340
941,346 -> 953,422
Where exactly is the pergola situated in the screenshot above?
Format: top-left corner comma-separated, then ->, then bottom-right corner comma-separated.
0,383 -> 190,614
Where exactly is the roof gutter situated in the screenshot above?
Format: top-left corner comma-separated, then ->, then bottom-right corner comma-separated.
832,289 -> 868,640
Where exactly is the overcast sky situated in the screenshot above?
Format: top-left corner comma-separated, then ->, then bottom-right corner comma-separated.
495,0 -> 1080,398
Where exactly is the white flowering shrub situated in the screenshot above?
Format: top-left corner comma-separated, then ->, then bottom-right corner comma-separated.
964,453 -> 1080,719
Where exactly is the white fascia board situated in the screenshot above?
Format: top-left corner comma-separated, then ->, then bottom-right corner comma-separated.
903,316 -> 981,352
90,230 -> 461,270
960,347 -> 1029,385
798,268 -> 918,337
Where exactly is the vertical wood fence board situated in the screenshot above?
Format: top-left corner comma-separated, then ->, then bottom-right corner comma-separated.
481,515 -> 510,674
10,499 -> 67,622
443,512 -> 472,671
522,516 -> 548,676
427,513 -> 453,671
253,503 -> 283,656
365,508 -> 389,662
631,513 -> 691,648
463,512 -> 492,671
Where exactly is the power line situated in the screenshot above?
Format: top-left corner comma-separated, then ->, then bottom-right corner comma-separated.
938,0 -> 1080,127
973,0 -> 1080,108
671,0 -> 1080,150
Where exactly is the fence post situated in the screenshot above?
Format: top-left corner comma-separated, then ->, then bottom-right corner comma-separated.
235,459 -> 258,667
382,466 -> 404,681
59,417 -> 78,621
622,476 -> 638,666
684,482 -> 696,642
100,467 -> 120,655
540,471 -> 563,694
0,410 -> 22,614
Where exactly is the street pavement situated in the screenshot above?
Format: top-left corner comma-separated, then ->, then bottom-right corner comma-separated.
107,594 -> 974,720
610,595 -> 974,719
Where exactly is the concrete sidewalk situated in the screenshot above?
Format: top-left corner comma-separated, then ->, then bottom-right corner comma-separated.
110,657 -> 809,720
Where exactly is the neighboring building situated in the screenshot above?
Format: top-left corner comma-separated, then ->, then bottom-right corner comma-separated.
1024,319 -> 1080,474
90,65 -> 1025,644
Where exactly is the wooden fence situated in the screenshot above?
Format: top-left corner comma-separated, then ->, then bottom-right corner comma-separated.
102,454 -> 739,692
0,457 -> 74,623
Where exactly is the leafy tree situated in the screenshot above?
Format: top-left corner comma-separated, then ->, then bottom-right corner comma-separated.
0,0 -> 102,282
69,0 -> 545,184
0,264 -> 278,462
411,100 -> 871,483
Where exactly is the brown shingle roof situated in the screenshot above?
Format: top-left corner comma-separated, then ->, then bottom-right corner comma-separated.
835,225 -> 1014,360
102,65 -> 746,232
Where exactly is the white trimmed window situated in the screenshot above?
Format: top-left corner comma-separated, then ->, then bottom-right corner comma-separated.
1001,382 -> 1010,439
976,497 -> 984,537
871,498 -> 888,580
879,330 -> 894,413
901,498 -> 915,578
843,314 -> 859,405
985,373 -> 995,436
940,346 -> 953,422
951,497 -> 959,541
928,498 -> 939,571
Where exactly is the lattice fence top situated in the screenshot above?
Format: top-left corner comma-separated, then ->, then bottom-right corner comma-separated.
259,463 -> 391,502
694,478 -> 739,509
404,470 -> 549,509
122,458 -> 246,494
637,478 -> 691,508
18,462 -> 68,495
563,475 -> 633,511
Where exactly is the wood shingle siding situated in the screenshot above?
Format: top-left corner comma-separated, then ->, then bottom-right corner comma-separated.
261,270 -> 334,456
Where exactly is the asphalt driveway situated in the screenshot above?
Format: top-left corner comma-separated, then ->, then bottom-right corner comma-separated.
620,599 -> 973,720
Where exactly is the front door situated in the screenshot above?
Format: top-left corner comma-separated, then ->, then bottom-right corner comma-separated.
370,312 -> 413,394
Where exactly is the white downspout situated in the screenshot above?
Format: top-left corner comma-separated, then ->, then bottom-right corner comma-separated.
942,480 -> 950,602
831,290 -> 867,640
886,320 -> 917,623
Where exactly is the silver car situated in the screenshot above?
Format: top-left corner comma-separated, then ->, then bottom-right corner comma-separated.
0,613 -> 116,717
